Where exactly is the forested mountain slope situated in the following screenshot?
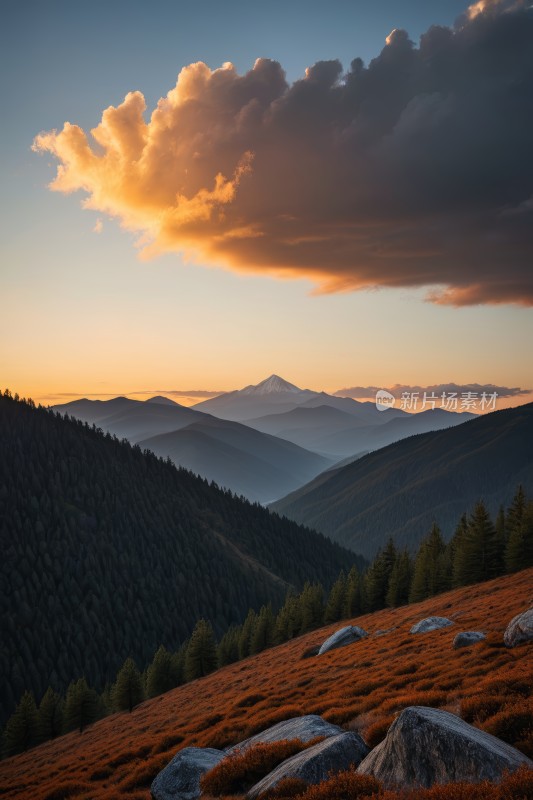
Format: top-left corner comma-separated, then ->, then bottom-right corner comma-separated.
272,403 -> 533,558
0,393 -> 361,725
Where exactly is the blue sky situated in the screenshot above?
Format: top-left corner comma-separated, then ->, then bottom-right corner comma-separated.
1,0 -> 531,405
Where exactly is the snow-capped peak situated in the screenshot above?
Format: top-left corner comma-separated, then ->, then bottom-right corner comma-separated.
240,375 -> 303,395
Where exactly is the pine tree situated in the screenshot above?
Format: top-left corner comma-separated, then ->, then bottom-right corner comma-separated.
324,571 -> 346,624
184,619 -> 218,681
451,513 -> 469,587
365,538 -> 396,611
299,582 -> 324,633
386,551 -> 412,607
36,687 -> 63,742
409,523 -> 447,602
238,609 -> 258,660
505,487 -> 530,572
453,501 -> 499,586
112,658 -> 144,712
274,593 -> 301,644
64,678 -> 100,734
250,605 -> 275,655
3,691 -> 38,756
343,566 -> 363,617
217,625 -> 241,667
146,645 -> 175,698
506,499 -> 533,572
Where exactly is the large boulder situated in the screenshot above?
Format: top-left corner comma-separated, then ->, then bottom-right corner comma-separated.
410,617 -> 454,634
318,626 -> 368,655
151,747 -> 224,800
247,732 -> 369,799
504,607 -> 533,648
230,715 -> 344,753
357,706 -> 533,789
453,631 -> 486,649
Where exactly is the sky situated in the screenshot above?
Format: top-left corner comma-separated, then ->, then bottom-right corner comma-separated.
1,0 -> 532,408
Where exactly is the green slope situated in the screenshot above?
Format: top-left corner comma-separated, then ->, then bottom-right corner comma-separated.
272,403 -> 533,559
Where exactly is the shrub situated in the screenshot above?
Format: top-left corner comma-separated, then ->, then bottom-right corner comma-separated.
200,739 -> 315,795
300,769 -> 381,800
461,695 -> 507,723
481,701 -> 533,753
364,716 -> 394,748
258,777 -> 310,800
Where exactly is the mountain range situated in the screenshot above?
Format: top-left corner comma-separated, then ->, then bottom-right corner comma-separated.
54,376 -> 475,501
272,402 -> 533,559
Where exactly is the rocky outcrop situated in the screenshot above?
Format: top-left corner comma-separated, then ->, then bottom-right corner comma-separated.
410,617 -> 454,634
247,732 -> 369,799
151,747 -> 224,800
504,607 -> 533,648
230,715 -> 344,753
453,631 -> 486,648
318,626 -> 368,654
357,706 -> 533,789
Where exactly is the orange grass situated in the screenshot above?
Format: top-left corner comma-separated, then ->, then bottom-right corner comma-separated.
1,569 -> 532,800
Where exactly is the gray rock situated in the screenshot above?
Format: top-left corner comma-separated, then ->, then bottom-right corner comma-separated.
504,607 -> 533,648
357,706 -> 533,789
151,746 -> 224,800
453,631 -> 486,648
410,616 -> 454,634
230,715 -> 343,753
247,732 -> 370,799
318,625 -> 368,655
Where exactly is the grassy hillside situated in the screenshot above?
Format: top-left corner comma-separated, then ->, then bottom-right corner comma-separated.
1,568 -> 531,800
272,403 -> 533,558
0,393 -> 360,725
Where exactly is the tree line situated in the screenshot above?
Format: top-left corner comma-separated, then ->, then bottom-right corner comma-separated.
4,484 -> 531,758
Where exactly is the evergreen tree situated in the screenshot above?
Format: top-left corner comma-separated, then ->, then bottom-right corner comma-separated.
217,626 -> 241,667
505,487 -> 529,572
274,593 -> 301,644
146,645 -> 175,698
453,501 -> 499,586
409,523 -> 447,603
36,687 -> 63,742
299,582 -> 324,633
365,538 -> 396,611
184,619 -> 218,681
324,571 -> 346,624
112,658 -> 144,712
386,551 -> 412,607
3,691 -> 38,756
238,609 -> 258,660
64,678 -> 99,734
343,566 -> 363,617
506,498 -> 533,572
451,513 -> 469,587
250,605 -> 275,655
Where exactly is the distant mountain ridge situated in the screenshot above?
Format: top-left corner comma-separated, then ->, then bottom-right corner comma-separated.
54,376 -> 477,499
272,402 -> 533,559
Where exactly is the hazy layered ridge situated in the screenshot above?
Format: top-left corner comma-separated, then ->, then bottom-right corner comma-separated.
272,403 -> 533,559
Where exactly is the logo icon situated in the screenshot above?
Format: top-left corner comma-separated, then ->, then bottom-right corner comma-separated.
376,389 -> 395,411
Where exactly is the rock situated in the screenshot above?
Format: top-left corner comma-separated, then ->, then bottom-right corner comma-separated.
230,715 -> 344,753
247,732 -> 370,799
410,616 -> 454,634
453,631 -> 486,648
318,625 -> 368,655
504,607 -> 533,648
151,746 -> 224,800
357,706 -> 533,789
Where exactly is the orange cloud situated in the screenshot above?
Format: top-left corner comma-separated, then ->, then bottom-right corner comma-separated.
33,3 -> 533,306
